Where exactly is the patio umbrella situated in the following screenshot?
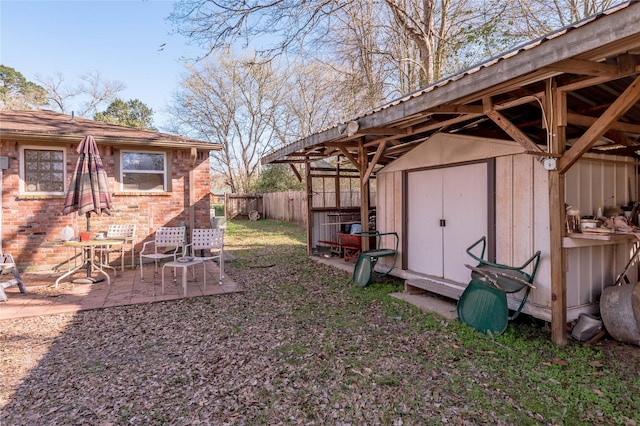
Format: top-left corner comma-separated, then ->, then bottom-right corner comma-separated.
62,135 -> 112,282
62,135 -> 112,231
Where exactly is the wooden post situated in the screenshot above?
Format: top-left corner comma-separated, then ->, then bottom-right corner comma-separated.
305,161 -> 313,255
547,79 -> 568,345
359,140 -> 371,251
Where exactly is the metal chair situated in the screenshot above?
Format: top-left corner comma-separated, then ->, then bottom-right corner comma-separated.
139,227 -> 185,281
185,228 -> 224,286
95,224 -> 136,271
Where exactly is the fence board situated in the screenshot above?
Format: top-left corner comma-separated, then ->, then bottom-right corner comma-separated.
231,190 -> 375,226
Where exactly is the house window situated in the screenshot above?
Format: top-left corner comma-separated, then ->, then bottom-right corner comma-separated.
120,151 -> 167,192
19,146 -> 66,194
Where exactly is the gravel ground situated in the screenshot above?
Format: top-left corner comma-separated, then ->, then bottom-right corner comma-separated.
1,221 -> 639,425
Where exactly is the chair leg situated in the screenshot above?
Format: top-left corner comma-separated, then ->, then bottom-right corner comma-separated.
220,252 -> 224,284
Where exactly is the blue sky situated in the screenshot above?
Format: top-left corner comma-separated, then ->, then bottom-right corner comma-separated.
0,0 -> 205,131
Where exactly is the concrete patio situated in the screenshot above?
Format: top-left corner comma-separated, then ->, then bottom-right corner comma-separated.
0,260 -> 240,321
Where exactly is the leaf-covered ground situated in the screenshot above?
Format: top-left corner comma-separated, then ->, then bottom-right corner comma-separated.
1,220 -> 638,425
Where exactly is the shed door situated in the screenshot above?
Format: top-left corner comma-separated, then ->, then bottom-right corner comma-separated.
407,163 -> 488,283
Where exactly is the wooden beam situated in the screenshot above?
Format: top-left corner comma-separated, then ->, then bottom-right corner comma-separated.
363,141 -> 387,183
549,171 -> 567,345
358,141 -> 371,250
544,58 -> 619,76
546,78 -> 568,346
558,75 -> 622,93
566,112 -> 640,134
289,164 -> 302,182
358,127 -> 406,135
339,146 -> 360,169
427,104 -> 485,114
558,74 -> 640,173
412,113 -> 484,134
618,53 -> 639,75
484,97 -> 544,153
305,161 -> 313,255
363,133 -> 405,148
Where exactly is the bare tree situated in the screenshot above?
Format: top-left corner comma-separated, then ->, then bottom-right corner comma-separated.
170,52 -> 286,193
170,0 -> 513,100
35,70 -> 125,117
506,0 -> 616,41
323,0 -> 389,114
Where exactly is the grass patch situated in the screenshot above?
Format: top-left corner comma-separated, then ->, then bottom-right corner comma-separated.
226,219 -> 640,425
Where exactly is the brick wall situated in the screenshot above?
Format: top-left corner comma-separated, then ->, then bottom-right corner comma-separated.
1,140 -> 211,271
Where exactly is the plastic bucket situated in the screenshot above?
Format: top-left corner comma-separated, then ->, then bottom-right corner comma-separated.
350,223 -> 362,234
600,282 -> 640,346
212,217 -> 227,229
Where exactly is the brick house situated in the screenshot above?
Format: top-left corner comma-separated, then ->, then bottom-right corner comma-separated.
0,110 -> 221,271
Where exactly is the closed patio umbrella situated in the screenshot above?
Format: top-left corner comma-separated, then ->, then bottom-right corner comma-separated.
62,135 -> 112,282
62,135 -> 112,229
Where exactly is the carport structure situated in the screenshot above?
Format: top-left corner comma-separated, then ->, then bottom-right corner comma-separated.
262,2 -> 640,344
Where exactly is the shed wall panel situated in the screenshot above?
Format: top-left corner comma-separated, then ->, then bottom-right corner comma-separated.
378,138 -> 637,322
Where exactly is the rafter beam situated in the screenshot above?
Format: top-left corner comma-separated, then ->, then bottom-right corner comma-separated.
544,58 -> 619,76
339,146 -> 360,169
289,164 -> 302,182
566,112 -> 640,134
427,104 -> 484,114
412,113 -> 484,134
483,97 -> 544,153
357,127 -> 406,135
558,74 -> 640,173
363,141 -> 387,183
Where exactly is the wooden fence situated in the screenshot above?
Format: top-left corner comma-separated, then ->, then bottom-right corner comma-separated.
263,191 -> 308,225
224,193 -> 263,219
226,190 -> 375,226
225,191 -> 308,225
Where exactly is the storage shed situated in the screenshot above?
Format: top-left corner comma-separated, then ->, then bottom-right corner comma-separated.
262,2 -> 640,344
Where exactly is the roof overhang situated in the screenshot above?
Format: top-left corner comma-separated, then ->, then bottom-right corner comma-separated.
0,131 -> 219,151
0,110 -> 222,152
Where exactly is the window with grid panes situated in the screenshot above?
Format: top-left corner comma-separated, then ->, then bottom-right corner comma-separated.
20,147 -> 66,194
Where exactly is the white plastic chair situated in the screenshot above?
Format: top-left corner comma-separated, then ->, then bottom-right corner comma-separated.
139,227 -> 185,281
95,224 -> 136,271
186,228 -> 224,285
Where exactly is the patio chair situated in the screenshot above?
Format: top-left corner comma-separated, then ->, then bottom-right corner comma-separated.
139,226 -> 185,281
95,224 -> 137,271
185,228 -> 224,286
457,236 -> 541,335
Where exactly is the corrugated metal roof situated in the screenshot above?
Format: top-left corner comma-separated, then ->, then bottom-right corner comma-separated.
348,1 -> 632,121
262,1 -> 640,165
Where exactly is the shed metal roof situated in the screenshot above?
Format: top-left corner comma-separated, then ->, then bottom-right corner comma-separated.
262,1 -> 640,168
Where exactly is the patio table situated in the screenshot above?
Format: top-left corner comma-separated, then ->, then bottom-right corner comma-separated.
55,238 -> 125,287
162,257 -> 205,296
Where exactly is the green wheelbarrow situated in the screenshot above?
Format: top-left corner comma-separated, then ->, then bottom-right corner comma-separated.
457,236 -> 541,335
352,231 -> 399,287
